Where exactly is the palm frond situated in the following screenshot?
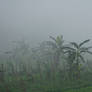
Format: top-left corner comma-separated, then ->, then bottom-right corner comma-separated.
80,47 -> 92,51
80,49 -> 92,55
62,46 -> 76,51
70,42 -> 79,49
85,46 -> 92,50
86,51 -> 92,55
79,39 -> 90,47
79,55 -> 85,63
49,36 -> 57,42
80,47 -> 88,51
63,50 -> 70,54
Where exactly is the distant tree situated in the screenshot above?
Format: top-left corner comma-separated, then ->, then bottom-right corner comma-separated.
5,40 -> 31,75
42,35 -> 65,70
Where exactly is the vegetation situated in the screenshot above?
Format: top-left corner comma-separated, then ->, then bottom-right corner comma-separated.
0,35 -> 92,92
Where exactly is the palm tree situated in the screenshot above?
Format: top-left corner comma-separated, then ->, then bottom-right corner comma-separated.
39,35 -> 68,81
64,39 -> 92,79
43,35 -> 65,70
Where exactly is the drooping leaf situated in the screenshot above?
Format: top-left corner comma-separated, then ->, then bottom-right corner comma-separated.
85,46 -> 92,50
70,42 -> 79,49
86,51 -> 92,55
79,39 -> 90,47
62,46 -> 76,51
49,36 -> 57,42
79,55 -> 85,63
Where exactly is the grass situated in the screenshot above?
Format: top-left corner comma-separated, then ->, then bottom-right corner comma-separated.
65,87 -> 92,92
0,75 -> 92,92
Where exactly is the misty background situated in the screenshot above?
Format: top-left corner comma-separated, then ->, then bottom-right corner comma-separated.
0,0 -> 92,51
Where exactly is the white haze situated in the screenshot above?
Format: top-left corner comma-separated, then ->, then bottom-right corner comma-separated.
0,0 -> 92,51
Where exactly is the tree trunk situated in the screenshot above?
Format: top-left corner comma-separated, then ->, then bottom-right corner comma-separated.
0,64 -> 4,82
76,59 -> 80,80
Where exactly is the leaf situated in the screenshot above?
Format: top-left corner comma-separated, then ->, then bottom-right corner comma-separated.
63,50 -> 71,54
79,55 -> 85,63
70,42 -> 79,49
85,46 -> 92,50
79,39 -> 90,47
49,36 -> 57,42
86,51 -> 92,55
62,46 -> 76,51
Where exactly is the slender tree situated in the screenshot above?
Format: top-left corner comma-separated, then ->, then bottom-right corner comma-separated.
43,35 -> 65,70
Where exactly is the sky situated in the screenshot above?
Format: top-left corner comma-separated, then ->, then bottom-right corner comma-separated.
0,0 -> 92,51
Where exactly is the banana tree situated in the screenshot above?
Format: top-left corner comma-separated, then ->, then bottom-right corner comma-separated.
42,35 -> 65,70
64,39 -> 92,79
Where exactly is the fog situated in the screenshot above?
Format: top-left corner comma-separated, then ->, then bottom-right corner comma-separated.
0,0 -> 92,51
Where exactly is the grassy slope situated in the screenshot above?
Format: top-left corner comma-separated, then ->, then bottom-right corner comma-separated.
0,74 -> 92,92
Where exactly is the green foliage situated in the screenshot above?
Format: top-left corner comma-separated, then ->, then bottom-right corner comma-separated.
0,35 -> 92,92
64,39 -> 92,79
